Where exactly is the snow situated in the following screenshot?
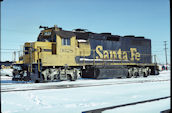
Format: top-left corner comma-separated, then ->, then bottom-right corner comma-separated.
0,69 -> 13,77
77,40 -> 87,42
1,70 -> 171,113
104,98 -> 170,113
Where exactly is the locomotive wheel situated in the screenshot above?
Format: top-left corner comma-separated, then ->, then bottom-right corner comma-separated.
67,74 -> 72,81
73,70 -> 78,80
47,76 -> 50,80
73,74 -> 77,81
133,72 -> 138,78
127,72 -> 132,78
57,74 -> 61,81
53,74 -> 58,80
143,72 -> 148,77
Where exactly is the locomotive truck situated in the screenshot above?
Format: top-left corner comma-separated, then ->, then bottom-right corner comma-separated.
12,25 -> 159,82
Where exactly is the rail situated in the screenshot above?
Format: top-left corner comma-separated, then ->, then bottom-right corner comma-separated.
1,79 -> 169,92
82,96 -> 171,113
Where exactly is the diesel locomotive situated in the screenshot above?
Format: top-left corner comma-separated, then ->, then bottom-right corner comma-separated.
12,25 -> 159,82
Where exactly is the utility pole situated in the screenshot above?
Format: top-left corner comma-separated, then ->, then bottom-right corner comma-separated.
164,41 -> 168,69
13,51 -> 16,62
0,0 -> 2,62
153,55 -> 157,64
18,51 -> 20,59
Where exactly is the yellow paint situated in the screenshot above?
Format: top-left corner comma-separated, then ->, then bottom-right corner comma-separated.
95,45 -> 141,61
117,49 -> 122,60
130,48 -> 140,61
110,51 -> 117,59
135,53 -> 140,61
103,50 -> 109,59
1,65 -> 12,69
96,45 -> 103,59
22,34 -> 92,67
123,51 -> 128,60
23,42 -> 52,64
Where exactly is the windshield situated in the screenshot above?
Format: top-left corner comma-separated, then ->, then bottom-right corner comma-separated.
37,31 -> 56,42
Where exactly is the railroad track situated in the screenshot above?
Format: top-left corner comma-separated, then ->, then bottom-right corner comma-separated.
1,74 -> 169,85
1,79 -> 170,93
82,96 -> 171,113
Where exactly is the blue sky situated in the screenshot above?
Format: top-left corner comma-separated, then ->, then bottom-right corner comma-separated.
1,0 -> 170,64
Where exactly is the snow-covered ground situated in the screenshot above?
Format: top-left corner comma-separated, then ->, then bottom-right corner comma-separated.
104,98 -> 170,113
0,68 -> 13,77
1,70 -> 171,113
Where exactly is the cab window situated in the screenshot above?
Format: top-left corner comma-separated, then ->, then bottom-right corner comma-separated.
24,47 -> 30,54
62,38 -> 70,46
44,32 -> 51,36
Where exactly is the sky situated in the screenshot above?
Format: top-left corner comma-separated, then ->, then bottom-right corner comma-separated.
0,0 -> 170,64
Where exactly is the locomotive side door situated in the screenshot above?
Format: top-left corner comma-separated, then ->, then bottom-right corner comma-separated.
56,35 -> 77,66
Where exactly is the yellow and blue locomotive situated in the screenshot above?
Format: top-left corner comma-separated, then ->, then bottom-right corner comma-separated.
12,25 -> 159,82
